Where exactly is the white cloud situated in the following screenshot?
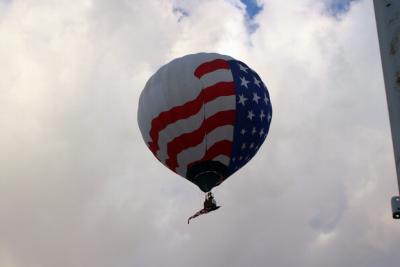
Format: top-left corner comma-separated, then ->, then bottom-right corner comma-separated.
0,0 -> 399,266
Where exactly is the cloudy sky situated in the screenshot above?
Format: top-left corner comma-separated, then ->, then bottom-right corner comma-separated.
1,0 -> 399,266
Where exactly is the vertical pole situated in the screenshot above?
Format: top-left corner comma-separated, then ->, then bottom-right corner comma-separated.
374,0 -> 400,218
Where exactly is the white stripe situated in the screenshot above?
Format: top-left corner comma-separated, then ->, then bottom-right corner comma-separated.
212,155 -> 230,166
205,95 -> 235,118
156,108 -> 204,163
205,125 -> 234,149
199,69 -> 233,88
175,125 -> 234,172
156,96 -> 235,163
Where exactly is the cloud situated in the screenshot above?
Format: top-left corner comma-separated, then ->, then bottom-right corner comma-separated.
324,0 -> 359,16
0,0 -> 399,266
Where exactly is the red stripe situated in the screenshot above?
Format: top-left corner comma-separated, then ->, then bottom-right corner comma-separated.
165,110 -> 235,171
202,140 -> 232,161
187,140 -> 232,170
194,59 -> 230,79
148,82 -> 235,154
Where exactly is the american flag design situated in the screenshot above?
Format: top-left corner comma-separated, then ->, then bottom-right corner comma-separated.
138,53 -> 272,192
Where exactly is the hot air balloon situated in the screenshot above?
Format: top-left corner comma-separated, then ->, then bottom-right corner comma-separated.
137,53 -> 272,222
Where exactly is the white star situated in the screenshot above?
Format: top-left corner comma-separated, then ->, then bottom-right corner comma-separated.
264,95 -> 270,105
241,143 -> 247,150
260,110 -> 266,120
247,110 -> 255,120
240,77 -> 250,88
250,142 -> 254,148
259,128 -> 265,137
232,157 -> 236,162
253,93 -> 261,104
267,112 -> 272,122
254,77 -> 261,87
238,64 -> 248,73
252,127 -> 257,135
240,128 -> 246,135
239,156 -> 243,160
238,94 -> 247,106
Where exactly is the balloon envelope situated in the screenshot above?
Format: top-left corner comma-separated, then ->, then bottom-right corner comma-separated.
138,53 -> 272,192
